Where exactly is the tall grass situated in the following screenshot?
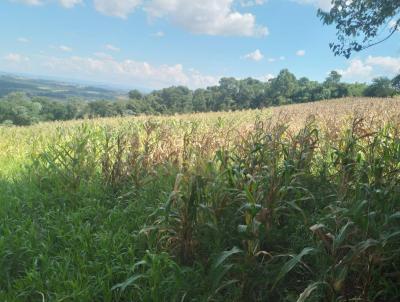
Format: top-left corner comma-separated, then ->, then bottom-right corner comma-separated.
0,97 -> 399,301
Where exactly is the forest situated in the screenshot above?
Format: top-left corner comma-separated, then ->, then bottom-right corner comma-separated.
1,70 -> 399,126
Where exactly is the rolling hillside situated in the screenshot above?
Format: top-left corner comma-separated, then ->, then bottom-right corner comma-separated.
0,74 -> 125,100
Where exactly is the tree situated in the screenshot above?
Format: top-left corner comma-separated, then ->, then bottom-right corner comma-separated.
237,78 -> 265,109
293,77 -> 320,103
192,89 -> 208,112
323,71 -> 348,99
392,74 -> 400,92
319,1 -> 400,58
129,89 -> 143,100
324,71 -> 342,85
88,100 -> 114,117
269,69 -> 298,104
155,86 -> 193,113
364,77 -> 396,97
346,83 -> 368,97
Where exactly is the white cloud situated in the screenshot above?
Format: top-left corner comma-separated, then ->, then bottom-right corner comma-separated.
366,56 -> 400,75
12,0 -> 81,7
240,0 -> 266,7
105,44 -> 120,52
296,49 -> 306,56
145,0 -> 268,37
152,31 -> 165,37
255,74 -> 274,82
293,0 -> 332,11
244,49 -> 264,61
12,0 -> 43,5
337,59 -> 373,81
267,55 -> 285,62
12,0 -> 268,37
39,54 -> 219,89
17,37 -> 30,43
59,0 -> 82,8
337,56 -> 400,82
262,73 -> 275,81
59,45 -> 73,52
3,53 -> 30,63
93,0 -> 142,19
93,52 -> 114,60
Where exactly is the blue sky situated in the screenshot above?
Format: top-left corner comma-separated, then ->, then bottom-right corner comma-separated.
0,0 -> 399,90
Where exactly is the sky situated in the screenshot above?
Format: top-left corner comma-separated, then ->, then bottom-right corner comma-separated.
0,0 -> 399,90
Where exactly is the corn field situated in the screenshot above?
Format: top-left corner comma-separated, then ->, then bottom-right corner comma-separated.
1,97 -> 400,301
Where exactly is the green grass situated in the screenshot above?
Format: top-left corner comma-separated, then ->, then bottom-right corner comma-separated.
1,100 -> 400,301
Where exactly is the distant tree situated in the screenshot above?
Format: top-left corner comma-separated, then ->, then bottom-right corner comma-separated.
319,1 -> 400,58
293,77 -> 314,103
346,83 -> 368,97
269,69 -> 298,104
237,78 -> 265,109
0,93 -> 42,125
1,119 -> 14,126
312,86 -> 332,100
324,71 -> 349,98
192,89 -> 208,112
65,101 -> 80,119
112,100 -> 127,117
88,100 -> 114,117
392,74 -> 400,92
364,77 -> 396,97
129,89 -> 143,100
154,86 -> 193,113
324,71 -> 342,85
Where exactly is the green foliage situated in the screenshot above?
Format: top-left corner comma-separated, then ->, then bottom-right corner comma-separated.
392,74 -> 400,92
364,77 -> 397,98
1,112 -> 400,301
318,0 -> 400,57
128,89 -> 143,100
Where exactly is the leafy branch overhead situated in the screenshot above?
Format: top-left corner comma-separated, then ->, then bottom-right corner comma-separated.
318,0 -> 400,58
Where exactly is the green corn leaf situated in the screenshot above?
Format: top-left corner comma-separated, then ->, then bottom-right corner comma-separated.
297,282 -> 325,302
334,221 -> 354,250
212,246 -> 242,269
111,274 -> 145,292
274,247 -> 316,288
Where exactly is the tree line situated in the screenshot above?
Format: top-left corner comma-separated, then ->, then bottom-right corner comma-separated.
1,69 -> 399,126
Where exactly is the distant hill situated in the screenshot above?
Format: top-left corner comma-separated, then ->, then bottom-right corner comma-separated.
0,74 -> 126,100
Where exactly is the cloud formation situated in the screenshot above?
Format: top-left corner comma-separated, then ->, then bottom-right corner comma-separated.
59,0 -> 82,8
296,50 -> 306,56
60,45 -> 73,52
17,37 -> 30,43
244,49 -> 264,61
240,0 -> 266,7
12,0 -> 42,5
105,44 -> 120,52
12,0 -> 268,37
145,0 -> 268,37
41,55 -> 219,89
93,0 -> 142,18
338,56 -> 400,81
1,52 -> 219,89
12,0 -> 82,8
3,53 -> 30,63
